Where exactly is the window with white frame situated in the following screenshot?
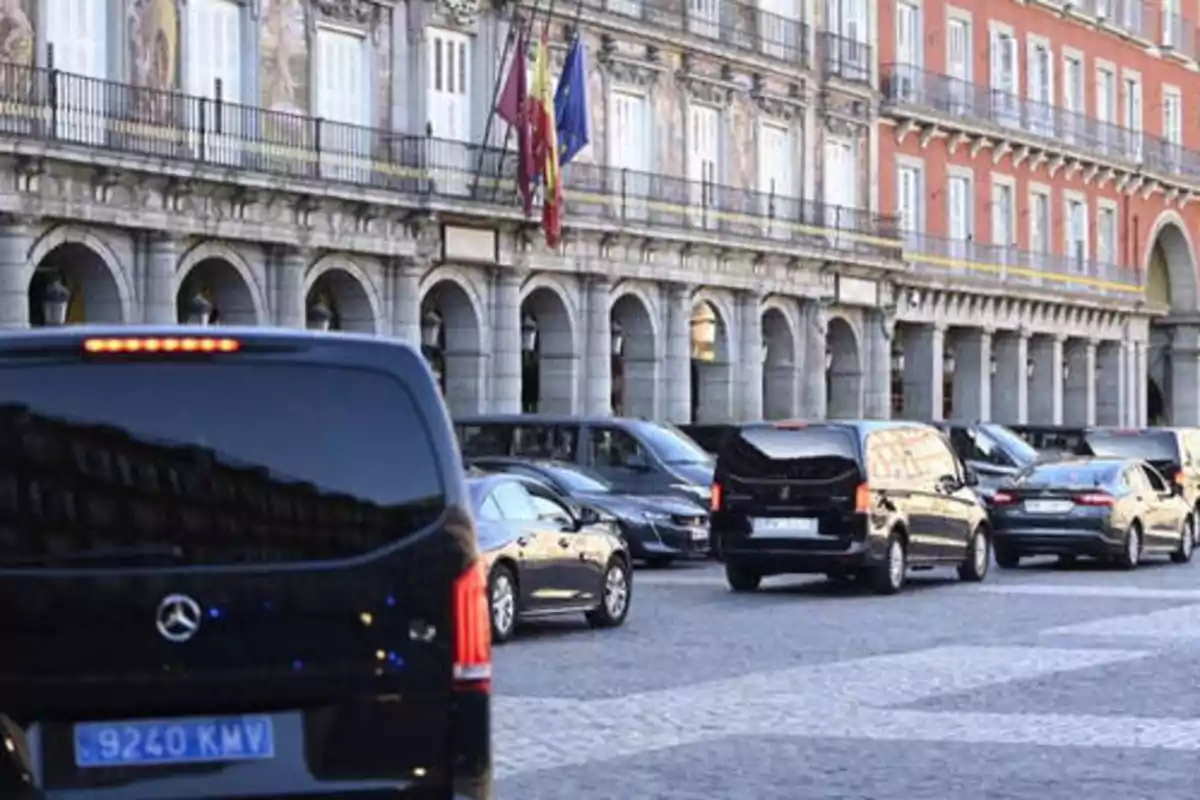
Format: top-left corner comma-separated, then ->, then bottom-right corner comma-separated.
823,138 -> 857,211
688,0 -> 720,37
1123,74 -> 1142,158
427,29 -> 470,141
1063,53 -> 1084,141
1096,67 -> 1116,123
825,0 -> 869,77
1065,197 -> 1088,270
610,89 -> 650,214
1097,205 -> 1118,264
990,27 -> 1018,125
1163,89 -> 1182,146
895,0 -> 921,98
1029,190 -> 1051,253
897,163 -> 922,237
188,0 -> 243,160
758,0 -> 798,60
947,18 -> 970,80
1163,0 -> 1180,47
1027,40 -> 1052,104
688,104 -> 720,217
991,180 -> 1014,246
948,173 -> 972,240
758,121 -> 795,199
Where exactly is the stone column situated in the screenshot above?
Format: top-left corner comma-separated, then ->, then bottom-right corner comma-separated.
490,269 -> 523,413
739,290 -> 764,422
1135,341 -> 1149,426
863,310 -> 893,419
0,217 -> 32,329
991,331 -> 1029,424
274,247 -> 307,329
1028,335 -> 1064,424
583,276 -> 613,416
802,302 -> 828,419
1169,325 -> 1200,426
664,283 -> 693,424
391,257 -> 423,345
951,328 -> 992,421
1063,339 -> 1098,426
901,323 -> 944,421
144,234 -> 178,324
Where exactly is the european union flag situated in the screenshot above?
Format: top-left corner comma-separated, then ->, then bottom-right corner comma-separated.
554,34 -> 591,167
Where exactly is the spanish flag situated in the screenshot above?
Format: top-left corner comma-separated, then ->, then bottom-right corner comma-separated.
530,31 -> 563,248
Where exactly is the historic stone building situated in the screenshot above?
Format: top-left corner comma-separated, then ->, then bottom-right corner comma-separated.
0,0 -> 1152,425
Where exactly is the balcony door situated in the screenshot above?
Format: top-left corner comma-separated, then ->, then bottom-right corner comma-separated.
188,0 -> 243,165
427,29 -> 471,195
688,104 -> 720,228
46,0 -> 108,144
946,19 -> 970,113
989,29 -> 1018,127
894,1 -> 920,101
1027,42 -> 1053,136
1062,55 -> 1084,143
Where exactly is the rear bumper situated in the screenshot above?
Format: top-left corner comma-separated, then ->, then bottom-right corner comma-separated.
624,522 -> 710,560
993,527 -> 1121,557
715,539 -> 875,574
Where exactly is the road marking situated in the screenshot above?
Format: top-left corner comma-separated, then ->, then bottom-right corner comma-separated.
493,644 -> 1151,778
1041,603 -> 1200,638
979,584 -> 1200,600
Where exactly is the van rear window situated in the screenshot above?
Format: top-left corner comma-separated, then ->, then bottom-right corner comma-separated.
718,426 -> 861,480
0,362 -> 445,567
1082,431 -> 1179,464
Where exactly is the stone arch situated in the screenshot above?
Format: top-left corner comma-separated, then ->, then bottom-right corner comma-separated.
762,299 -> 799,420
176,241 -> 266,325
610,286 -> 659,419
690,290 -> 735,423
519,275 -> 579,414
420,271 -> 486,416
826,315 -> 862,419
26,225 -> 134,324
305,256 -> 385,335
1144,212 -> 1200,425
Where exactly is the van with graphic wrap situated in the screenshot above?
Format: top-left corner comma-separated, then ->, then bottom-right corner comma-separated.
0,327 -> 490,799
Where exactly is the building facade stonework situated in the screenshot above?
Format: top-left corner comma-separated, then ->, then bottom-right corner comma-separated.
0,0 -> 1168,427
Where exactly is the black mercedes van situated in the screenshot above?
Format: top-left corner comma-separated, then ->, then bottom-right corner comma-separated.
0,327 -> 490,799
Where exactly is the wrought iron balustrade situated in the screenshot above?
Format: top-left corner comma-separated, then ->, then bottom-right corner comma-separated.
817,31 -> 871,84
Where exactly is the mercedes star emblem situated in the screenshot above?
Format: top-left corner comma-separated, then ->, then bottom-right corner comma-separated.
156,594 -> 203,643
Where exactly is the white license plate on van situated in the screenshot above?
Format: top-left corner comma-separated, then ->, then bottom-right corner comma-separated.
1024,500 -> 1073,514
750,517 -> 820,538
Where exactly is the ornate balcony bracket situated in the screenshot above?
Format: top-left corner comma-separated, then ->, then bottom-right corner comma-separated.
991,141 -> 1012,166
599,47 -> 665,89
750,74 -> 806,121
677,56 -> 740,107
312,0 -> 380,26
14,156 -> 43,194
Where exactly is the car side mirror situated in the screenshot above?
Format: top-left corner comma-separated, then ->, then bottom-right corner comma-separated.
576,506 -> 600,527
963,468 -> 980,487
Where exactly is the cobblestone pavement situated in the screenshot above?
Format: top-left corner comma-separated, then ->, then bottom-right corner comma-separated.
492,556 -> 1200,799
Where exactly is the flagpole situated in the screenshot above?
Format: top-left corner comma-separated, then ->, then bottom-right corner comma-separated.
491,0 -> 560,203
470,1 -> 525,200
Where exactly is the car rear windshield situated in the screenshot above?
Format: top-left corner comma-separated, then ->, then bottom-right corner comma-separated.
0,361 -> 445,568
718,426 -> 861,481
1017,462 -> 1122,488
1081,431 -> 1179,464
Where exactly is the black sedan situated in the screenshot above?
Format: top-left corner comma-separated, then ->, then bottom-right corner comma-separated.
990,458 -> 1194,569
468,474 -> 632,643
468,456 -> 711,566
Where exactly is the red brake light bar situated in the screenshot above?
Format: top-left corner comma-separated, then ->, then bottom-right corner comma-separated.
84,337 -> 240,354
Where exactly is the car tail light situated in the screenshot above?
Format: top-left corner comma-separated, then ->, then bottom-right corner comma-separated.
991,491 -> 1018,506
1174,471 -> 1185,486
84,337 -> 240,354
854,483 -> 871,513
1074,492 -> 1115,507
710,482 -> 723,512
452,561 -> 491,691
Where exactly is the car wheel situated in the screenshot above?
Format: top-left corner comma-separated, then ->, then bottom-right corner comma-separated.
994,546 -> 1021,569
725,562 -> 762,592
488,564 -> 518,644
869,535 -> 906,595
1192,508 -> 1200,546
586,558 -> 631,628
1115,523 -> 1141,570
957,527 -> 990,582
1172,518 -> 1195,564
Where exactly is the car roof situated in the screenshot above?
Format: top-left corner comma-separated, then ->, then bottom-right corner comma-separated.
736,420 -> 939,435
468,456 -> 575,470
455,414 -> 649,426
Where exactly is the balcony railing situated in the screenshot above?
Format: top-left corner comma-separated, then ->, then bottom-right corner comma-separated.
880,64 -> 1200,183
818,31 -> 871,84
576,0 -> 810,69
903,234 -> 1143,300
0,61 -> 899,257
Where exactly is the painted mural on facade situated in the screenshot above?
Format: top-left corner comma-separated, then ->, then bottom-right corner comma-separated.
127,0 -> 179,124
260,0 -> 309,115
0,0 -> 35,66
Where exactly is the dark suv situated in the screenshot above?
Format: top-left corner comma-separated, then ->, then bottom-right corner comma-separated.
711,421 -> 990,595
1079,427 -> 1200,544
0,328 -> 491,799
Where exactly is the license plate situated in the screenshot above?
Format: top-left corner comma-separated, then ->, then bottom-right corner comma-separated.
74,715 -> 275,768
691,527 -> 708,542
1024,499 -> 1074,514
751,517 -> 820,538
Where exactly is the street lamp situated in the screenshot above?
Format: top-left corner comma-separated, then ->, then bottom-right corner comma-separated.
989,354 -> 998,376
824,347 -> 833,371
1026,358 -> 1036,379
1063,362 -> 1072,382
307,297 -> 332,331
42,276 -> 70,326
611,320 -> 624,357
421,308 -> 443,349
891,346 -> 905,373
521,313 -> 538,353
943,348 -> 956,374
184,292 -> 213,326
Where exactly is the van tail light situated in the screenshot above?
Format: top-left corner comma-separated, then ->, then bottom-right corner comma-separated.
84,337 -> 240,354
452,560 -> 491,692
710,482 -> 723,512
1074,492 -> 1115,507
991,491 -> 1018,506
854,483 -> 871,514
1174,471 -> 1185,486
